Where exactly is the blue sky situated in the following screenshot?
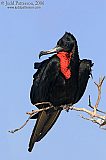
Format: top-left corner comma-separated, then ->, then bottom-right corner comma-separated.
0,0 -> 106,159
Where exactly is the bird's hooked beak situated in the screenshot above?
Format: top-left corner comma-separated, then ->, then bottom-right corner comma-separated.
39,46 -> 63,59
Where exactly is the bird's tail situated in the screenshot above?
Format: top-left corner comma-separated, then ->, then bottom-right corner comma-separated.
28,109 -> 61,152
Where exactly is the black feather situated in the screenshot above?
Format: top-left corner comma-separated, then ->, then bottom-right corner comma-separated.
28,32 -> 93,152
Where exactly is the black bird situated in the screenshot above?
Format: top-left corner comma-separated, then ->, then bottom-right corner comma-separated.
28,32 -> 93,152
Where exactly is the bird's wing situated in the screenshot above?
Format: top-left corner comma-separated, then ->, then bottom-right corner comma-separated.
30,56 -> 60,106
74,59 -> 93,103
29,56 -> 61,152
28,109 -> 61,152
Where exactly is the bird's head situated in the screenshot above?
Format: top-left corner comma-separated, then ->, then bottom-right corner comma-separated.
39,32 -> 78,58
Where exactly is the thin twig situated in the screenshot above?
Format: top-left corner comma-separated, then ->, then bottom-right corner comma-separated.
80,114 -> 103,125
95,76 -> 105,109
88,95 -> 106,114
89,76 -> 105,115
9,117 -> 31,133
9,104 -> 54,133
26,105 -> 53,116
34,102 -> 52,106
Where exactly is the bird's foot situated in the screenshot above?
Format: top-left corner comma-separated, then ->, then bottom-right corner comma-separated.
63,105 -> 70,112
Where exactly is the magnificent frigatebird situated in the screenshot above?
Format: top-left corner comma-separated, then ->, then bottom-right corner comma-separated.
28,32 -> 93,152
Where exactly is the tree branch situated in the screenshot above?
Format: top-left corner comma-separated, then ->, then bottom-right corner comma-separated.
9,76 -> 106,133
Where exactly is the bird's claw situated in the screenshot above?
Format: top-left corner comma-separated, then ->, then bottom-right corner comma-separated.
63,105 -> 70,112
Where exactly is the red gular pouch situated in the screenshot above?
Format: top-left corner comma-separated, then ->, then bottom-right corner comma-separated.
57,52 -> 73,79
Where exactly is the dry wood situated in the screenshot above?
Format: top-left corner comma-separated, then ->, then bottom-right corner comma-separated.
9,76 -> 106,133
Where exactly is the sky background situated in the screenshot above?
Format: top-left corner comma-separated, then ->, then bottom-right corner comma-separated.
0,0 -> 106,159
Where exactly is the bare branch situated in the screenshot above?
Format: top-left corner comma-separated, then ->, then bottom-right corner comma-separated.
94,77 -> 105,109
9,77 -> 106,133
26,105 -> 53,116
34,101 -> 52,106
79,114 -> 103,125
88,95 -> 106,114
9,117 -> 31,133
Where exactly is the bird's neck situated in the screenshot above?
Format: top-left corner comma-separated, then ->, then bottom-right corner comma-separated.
57,52 -> 73,79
